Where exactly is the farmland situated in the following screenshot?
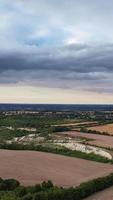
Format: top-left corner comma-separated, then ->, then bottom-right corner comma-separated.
59,131 -> 113,149
0,110 -> 113,199
87,123 -> 113,135
0,150 -> 113,187
84,186 -> 113,200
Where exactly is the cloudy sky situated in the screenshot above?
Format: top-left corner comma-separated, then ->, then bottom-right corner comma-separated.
0,0 -> 113,104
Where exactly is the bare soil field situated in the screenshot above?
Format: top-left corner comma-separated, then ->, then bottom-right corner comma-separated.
84,186 -> 113,200
87,123 -> 113,135
60,131 -> 113,148
0,150 -> 113,187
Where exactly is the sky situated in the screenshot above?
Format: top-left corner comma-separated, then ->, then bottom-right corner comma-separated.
0,0 -> 113,104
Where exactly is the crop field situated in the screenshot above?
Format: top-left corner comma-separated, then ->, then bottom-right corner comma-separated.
59,131 -> 113,149
84,186 -> 113,200
0,150 -> 113,187
87,123 -> 113,135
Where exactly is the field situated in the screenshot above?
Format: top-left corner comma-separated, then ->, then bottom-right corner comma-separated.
84,186 -> 113,200
0,150 -> 113,187
0,111 -> 113,199
87,123 -> 113,135
59,131 -> 113,149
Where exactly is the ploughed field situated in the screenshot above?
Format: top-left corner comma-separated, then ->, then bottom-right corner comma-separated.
84,186 -> 113,200
61,131 -> 113,148
0,150 -> 113,187
87,123 -> 113,135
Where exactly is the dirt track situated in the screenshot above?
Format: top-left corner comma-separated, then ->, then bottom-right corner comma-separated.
84,186 -> 113,200
0,150 -> 113,186
52,121 -> 97,127
61,131 -> 113,148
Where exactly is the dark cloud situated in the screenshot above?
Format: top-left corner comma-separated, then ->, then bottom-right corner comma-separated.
0,44 -> 113,73
0,43 -> 113,94
0,0 -> 113,96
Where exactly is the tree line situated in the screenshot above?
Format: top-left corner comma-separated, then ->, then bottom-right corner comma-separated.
1,173 -> 113,199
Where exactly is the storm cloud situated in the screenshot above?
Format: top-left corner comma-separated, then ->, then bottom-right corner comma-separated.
0,0 -> 113,96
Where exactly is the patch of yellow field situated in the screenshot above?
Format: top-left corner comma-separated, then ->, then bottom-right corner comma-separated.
87,124 -> 113,135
